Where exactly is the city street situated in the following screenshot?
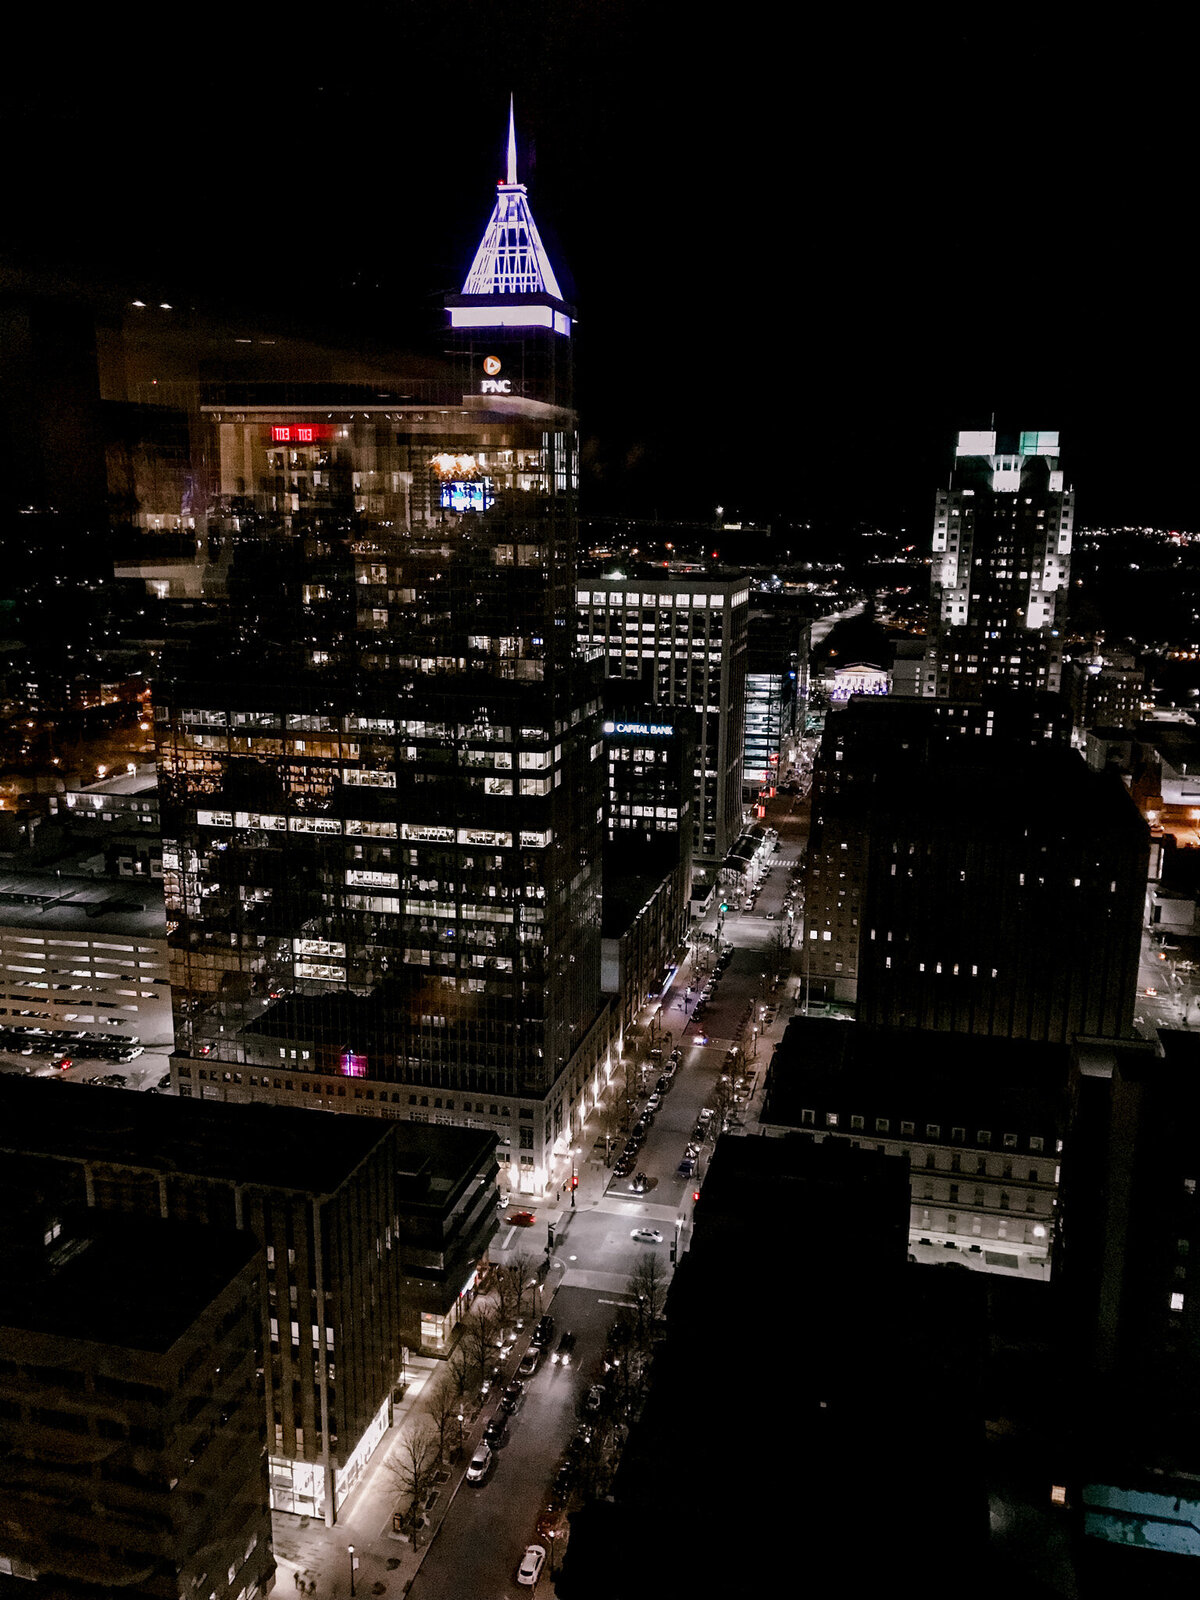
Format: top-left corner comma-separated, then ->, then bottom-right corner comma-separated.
270,794 -> 812,1598
1135,927 -> 1200,1035
407,1286 -> 610,1600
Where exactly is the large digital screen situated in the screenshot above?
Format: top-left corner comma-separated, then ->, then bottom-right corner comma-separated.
440,480 -> 493,514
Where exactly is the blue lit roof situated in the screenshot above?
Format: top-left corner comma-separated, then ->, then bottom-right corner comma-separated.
461,99 -> 565,302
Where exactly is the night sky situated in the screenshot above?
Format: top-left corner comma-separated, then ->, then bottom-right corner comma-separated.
3,4 -> 1194,530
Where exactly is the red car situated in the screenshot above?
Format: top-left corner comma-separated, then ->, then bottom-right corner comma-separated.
510,1210 -> 537,1227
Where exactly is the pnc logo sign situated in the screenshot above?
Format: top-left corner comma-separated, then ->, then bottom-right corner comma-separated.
483,356 -> 502,375
481,378 -> 512,393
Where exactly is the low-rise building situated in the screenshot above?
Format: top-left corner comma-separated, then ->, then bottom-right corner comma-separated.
761,1017 -> 1066,1265
0,860 -> 172,1053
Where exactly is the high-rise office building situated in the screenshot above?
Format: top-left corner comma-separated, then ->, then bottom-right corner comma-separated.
804,691 -> 1073,1002
1057,1035 -> 1200,1588
803,693 -> 1146,1041
599,699 -> 695,1031
0,1200 -> 273,1598
854,742 -> 1146,1043
924,428 -> 1073,699
155,112 -> 610,1197
576,573 -> 749,874
743,606 -> 803,798
0,1076 -> 497,1526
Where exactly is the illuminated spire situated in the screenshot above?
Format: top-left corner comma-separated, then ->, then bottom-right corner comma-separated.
461,100 -> 564,301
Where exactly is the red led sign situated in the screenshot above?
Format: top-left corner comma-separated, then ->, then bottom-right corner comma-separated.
268,425 -> 336,443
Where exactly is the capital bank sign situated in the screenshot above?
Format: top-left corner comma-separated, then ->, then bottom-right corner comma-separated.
481,355 -> 510,394
603,721 -> 674,737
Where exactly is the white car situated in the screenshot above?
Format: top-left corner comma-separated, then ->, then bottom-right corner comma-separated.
517,1544 -> 546,1585
466,1441 -> 492,1482
631,1227 -> 663,1244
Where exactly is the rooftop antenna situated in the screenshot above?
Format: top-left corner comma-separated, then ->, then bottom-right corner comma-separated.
506,94 -> 518,186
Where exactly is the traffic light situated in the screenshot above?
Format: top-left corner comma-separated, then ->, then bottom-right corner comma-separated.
692,1190 -> 700,1203
719,901 -> 728,913
547,1225 -> 556,1248
571,1174 -> 579,1190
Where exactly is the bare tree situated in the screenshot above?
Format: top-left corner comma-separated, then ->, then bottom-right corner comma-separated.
627,1254 -> 667,1351
711,1073 -> 738,1132
492,1261 -> 520,1328
459,1307 -> 494,1383
385,1422 -> 440,1544
509,1251 -> 537,1321
445,1345 -> 472,1405
425,1374 -> 463,1465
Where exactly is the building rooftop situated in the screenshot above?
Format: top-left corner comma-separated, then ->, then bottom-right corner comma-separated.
0,864 -> 165,939
763,1017 -> 1068,1134
69,765 -> 158,799
0,1076 -> 491,1199
2,1208 -> 259,1354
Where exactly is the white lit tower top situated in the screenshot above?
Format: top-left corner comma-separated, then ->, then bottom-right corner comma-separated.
931,429 -> 1073,636
923,429 -> 1074,699
445,99 -> 575,412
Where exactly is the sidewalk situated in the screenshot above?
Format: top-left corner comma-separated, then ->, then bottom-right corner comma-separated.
270,1250 -> 571,1599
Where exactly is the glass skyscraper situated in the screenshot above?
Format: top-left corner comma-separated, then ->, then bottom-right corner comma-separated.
158,113 -> 610,1195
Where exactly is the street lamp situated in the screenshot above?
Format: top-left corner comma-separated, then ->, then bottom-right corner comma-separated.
348,1544 -> 356,1598
547,1526 -> 559,1576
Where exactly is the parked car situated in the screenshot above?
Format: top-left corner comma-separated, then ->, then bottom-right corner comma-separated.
501,1381 -> 524,1414
531,1314 -> 555,1349
483,1414 -> 508,1448
466,1441 -> 492,1482
518,1346 -> 541,1378
517,1545 -> 547,1586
